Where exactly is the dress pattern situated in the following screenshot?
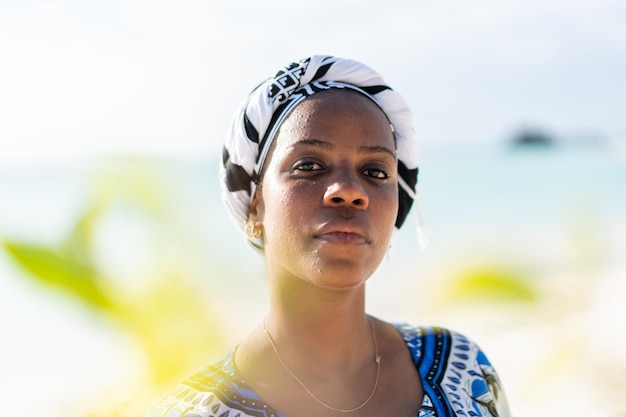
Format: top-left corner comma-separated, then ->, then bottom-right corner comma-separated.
146,324 -> 510,417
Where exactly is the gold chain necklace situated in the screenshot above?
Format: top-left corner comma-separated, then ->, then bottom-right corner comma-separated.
263,317 -> 381,413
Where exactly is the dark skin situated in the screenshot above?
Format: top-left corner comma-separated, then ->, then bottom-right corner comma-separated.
235,90 -> 423,417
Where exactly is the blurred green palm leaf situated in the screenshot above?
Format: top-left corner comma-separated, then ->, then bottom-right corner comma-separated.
444,266 -> 538,304
2,240 -> 113,311
1,159 -> 225,397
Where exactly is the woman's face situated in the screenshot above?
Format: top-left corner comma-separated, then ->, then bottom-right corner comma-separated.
249,90 -> 398,289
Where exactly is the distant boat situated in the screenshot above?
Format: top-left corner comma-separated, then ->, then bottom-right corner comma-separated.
511,127 -> 613,149
511,129 -> 554,147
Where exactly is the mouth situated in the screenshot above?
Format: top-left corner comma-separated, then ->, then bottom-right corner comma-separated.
314,223 -> 371,246
316,231 -> 368,245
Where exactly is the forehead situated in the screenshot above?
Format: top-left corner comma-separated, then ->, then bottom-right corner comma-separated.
273,89 -> 395,150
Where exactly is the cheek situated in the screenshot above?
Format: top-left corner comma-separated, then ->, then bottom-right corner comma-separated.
262,183 -> 325,261
377,188 -> 399,237
261,183 -> 307,240
378,185 -> 399,215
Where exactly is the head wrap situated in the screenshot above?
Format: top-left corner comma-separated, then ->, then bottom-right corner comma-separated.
220,55 -> 420,248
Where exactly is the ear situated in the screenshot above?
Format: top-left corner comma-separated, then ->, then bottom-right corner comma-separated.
247,187 -> 264,224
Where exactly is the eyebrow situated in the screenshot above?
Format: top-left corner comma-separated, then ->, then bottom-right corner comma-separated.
359,145 -> 397,159
292,139 -> 396,158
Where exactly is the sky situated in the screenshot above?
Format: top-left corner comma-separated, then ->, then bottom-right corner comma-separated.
1,0 -> 625,164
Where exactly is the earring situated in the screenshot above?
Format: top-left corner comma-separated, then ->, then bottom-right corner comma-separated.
245,221 -> 263,239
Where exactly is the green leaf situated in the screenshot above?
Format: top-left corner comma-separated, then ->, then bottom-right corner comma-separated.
2,240 -> 112,310
445,266 -> 538,304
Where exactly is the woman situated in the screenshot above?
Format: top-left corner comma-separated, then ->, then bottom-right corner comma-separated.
147,55 -> 510,417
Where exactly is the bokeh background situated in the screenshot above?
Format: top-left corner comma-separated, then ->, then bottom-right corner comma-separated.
1,1 -> 625,416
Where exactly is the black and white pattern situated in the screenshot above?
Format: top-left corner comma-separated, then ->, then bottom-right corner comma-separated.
220,55 -> 420,248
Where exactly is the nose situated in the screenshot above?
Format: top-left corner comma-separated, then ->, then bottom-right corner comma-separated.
323,170 -> 369,210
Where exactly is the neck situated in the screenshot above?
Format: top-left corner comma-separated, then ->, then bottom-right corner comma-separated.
265,278 -> 372,374
262,315 -> 381,414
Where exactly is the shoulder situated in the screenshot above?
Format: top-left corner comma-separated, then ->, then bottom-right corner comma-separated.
145,351 -> 281,417
391,323 -> 500,372
392,323 -> 511,417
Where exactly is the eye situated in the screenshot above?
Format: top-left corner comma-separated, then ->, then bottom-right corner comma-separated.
294,160 -> 324,172
362,167 -> 390,180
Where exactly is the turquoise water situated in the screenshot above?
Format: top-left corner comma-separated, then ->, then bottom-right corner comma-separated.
417,144 -> 625,259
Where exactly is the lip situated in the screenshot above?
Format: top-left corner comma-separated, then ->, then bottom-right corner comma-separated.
314,222 -> 371,245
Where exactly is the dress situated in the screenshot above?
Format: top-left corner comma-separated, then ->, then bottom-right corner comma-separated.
146,324 -> 510,417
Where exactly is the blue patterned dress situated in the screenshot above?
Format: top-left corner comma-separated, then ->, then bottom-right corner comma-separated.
146,324 -> 510,417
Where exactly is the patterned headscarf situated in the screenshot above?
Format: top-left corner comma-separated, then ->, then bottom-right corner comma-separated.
220,55 -> 420,248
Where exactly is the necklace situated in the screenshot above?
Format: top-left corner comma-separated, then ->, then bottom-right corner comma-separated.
263,317 -> 381,413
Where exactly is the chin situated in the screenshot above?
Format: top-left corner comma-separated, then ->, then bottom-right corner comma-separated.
306,260 -> 377,289
306,278 -> 368,292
